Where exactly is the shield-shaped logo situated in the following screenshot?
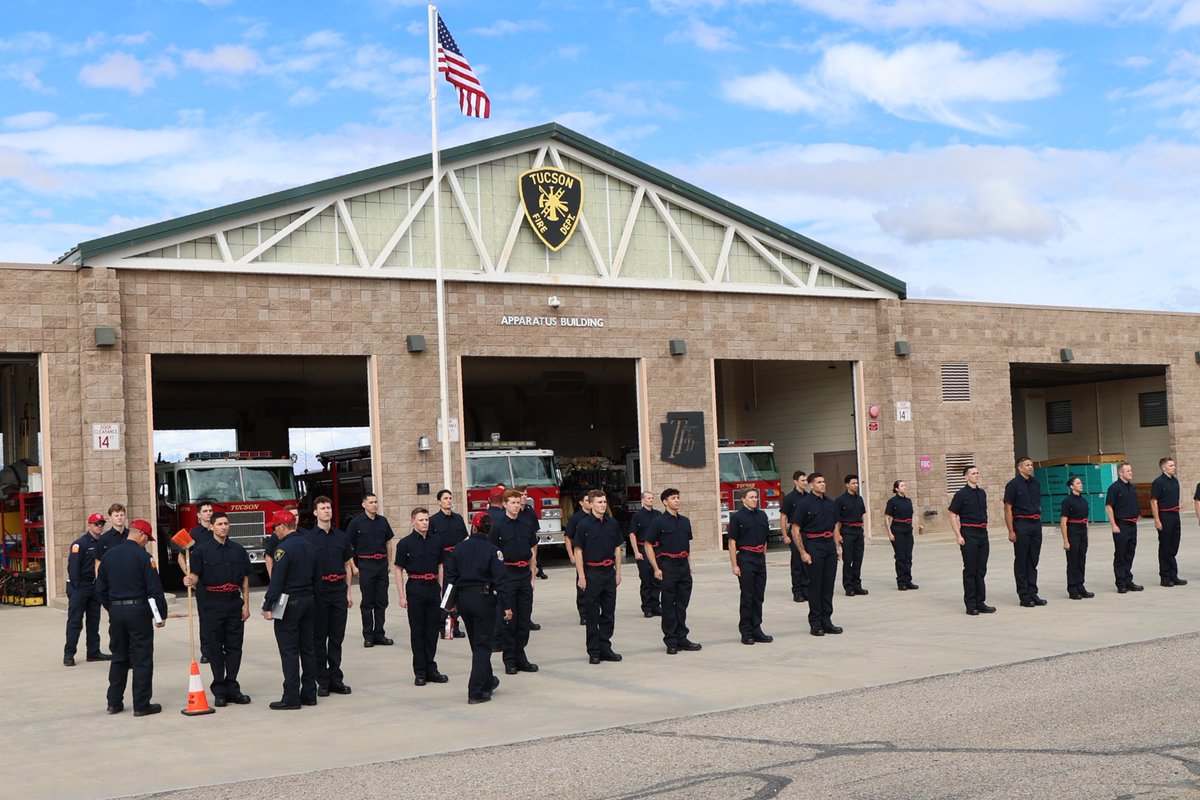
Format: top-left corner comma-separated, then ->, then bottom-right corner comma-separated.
518,167 -> 583,251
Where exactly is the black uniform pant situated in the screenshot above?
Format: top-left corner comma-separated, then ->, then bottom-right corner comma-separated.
636,553 -> 661,614
196,586 -> 210,660
804,537 -> 837,628
1159,512 -> 1181,581
499,570 -> 533,668
583,566 -> 617,657
890,531 -> 914,584
406,580 -> 442,678
1012,521 -> 1042,600
358,560 -> 390,639
313,593 -> 348,689
840,530 -> 864,591
736,551 -> 766,637
659,557 -> 692,647
788,536 -> 810,600
960,529 -> 990,611
576,582 -> 587,624
200,599 -> 245,699
1066,530 -> 1088,594
65,583 -> 102,658
106,603 -> 155,711
274,594 -> 316,705
458,589 -> 497,701
1113,522 -> 1138,588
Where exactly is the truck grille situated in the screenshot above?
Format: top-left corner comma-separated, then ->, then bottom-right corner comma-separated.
227,511 -> 266,558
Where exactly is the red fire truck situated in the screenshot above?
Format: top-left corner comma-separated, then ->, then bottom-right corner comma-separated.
718,440 -> 783,538
156,451 -> 299,579
295,445 -> 374,529
465,441 -> 564,546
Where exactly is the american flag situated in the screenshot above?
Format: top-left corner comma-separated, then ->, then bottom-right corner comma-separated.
436,14 -> 490,119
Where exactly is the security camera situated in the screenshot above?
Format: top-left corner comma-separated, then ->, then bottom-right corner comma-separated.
547,296 -> 562,309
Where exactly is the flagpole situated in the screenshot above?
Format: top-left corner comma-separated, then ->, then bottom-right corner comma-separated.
428,3 -> 453,493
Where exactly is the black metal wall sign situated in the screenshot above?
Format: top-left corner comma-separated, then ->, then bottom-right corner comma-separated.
519,167 -> 583,251
660,412 -> 705,467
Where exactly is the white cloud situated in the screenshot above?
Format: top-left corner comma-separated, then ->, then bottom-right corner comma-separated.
78,52 -> 175,94
723,41 -> 1060,135
874,180 -> 1069,244
469,19 -> 547,37
773,0 -> 1120,30
182,44 -> 263,75
1172,0 -> 1200,28
302,30 -> 345,50
1121,55 -> 1153,68
287,87 -> 322,107
666,19 -> 740,51
0,124 -> 197,166
4,111 -> 57,130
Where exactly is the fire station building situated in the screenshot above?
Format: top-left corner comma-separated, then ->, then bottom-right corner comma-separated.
2,122 -> 1197,599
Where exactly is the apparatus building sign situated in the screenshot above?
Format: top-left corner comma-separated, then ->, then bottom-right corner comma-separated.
519,167 -> 583,251
500,315 -> 605,328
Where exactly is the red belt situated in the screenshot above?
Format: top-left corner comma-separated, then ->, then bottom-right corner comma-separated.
207,583 -> 240,593
357,553 -> 387,560
1067,518 -> 1088,525
1120,517 -> 1139,523
1160,507 -> 1180,512
407,573 -> 438,581
803,531 -> 834,539
738,544 -> 767,553
960,523 -> 988,528
585,559 -> 615,567
443,546 -> 456,552
321,573 -> 346,583
504,560 -> 530,568
658,551 -> 689,559
1014,514 -> 1041,520
841,521 -> 863,527
892,518 -> 912,523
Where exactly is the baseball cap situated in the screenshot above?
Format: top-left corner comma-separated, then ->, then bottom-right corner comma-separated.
268,509 -> 295,529
130,519 -> 155,541
488,488 -> 504,502
471,511 -> 489,530
87,512 -> 106,525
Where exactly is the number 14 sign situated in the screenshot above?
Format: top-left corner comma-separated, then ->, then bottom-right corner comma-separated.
92,423 -> 121,451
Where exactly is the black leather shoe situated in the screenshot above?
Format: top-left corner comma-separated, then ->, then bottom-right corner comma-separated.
536,569 -> 548,580
270,700 -> 301,710
579,618 -> 587,626
752,632 -> 773,643
810,627 -> 825,636
133,704 -> 162,717
214,696 -> 228,707
329,683 -> 352,694
1117,586 -> 1128,594
1174,578 -> 1188,585
741,636 -> 756,645
822,624 -> 843,634
373,636 -> 394,646
106,703 -> 124,714
453,629 -> 466,638
966,608 -> 980,616
529,622 -> 542,631
505,665 -> 518,675
601,652 -> 622,662
1033,597 -> 1048,606
86,652 -> 112,662
1128,583 -> 1144,591
489,676 -> 500,691
793,596 -> 806,603
845,589 -> 856,597
897,584 -> 908,591
979,604 -> 996,613
906,583 -> 920,590
415,676 -> 428,686
317,687 -> 330,697
1069,593 -> 1082,600
651,609 -> 662,616
301,698 -> 318,706
64,656 -> 75,667
666,645 -> 679,654
468,695 -> 491,704
1020,598 -> 1037,607
680,641 -> 702,651
1080,589 -> 1095,598
643,611 -> 653,618
200,655 -> 209,664
427,673 -> 449,683
589,655 -> 602,664
364,638 -> 375,648
231,694 -> 252,704
517,663 -> 538,672
855,588 -> 869,596
1161,579 -> 1175,587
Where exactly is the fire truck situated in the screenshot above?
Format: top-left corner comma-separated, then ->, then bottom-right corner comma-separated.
465,441 -> 563,546
296,445 -> 373,529
155,451 -> 299,579
718,440 -> 783,538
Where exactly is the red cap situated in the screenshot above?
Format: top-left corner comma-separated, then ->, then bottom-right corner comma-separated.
87,513 -> 106,525
268,509 -> 295,529
130,519 -> 154,541
471,511 -> 489,529
488,488 -> 504,502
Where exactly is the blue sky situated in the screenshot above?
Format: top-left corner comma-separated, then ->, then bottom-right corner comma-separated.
4,1 -> 1200,309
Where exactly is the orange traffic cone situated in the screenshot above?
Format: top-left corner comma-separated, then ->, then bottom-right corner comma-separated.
181,660 -> 215,716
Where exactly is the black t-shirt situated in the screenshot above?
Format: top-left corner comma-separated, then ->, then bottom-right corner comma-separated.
1003,475 -> 1041,517
1061,495 -> 1089,530
1106,480 -> 1139,520
884,496 -> 913,534
1151,474 -> 1180,510
574,515 -> 623,562
645,512 -> 692,554
949,486 -> 988,526
727,507 -> 770,548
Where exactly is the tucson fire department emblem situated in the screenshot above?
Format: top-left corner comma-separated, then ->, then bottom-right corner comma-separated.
519,167 -> 583,251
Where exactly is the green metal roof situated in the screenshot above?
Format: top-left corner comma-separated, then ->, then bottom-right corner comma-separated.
65,122 -> 906,298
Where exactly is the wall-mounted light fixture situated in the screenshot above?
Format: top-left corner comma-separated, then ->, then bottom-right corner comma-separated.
407,334 -> 426,353
668,339 -> 687,356
417,435 -> 432,452
95,327 -> 117,348
894,340 -> 910,357
1060,348 -> 1074,362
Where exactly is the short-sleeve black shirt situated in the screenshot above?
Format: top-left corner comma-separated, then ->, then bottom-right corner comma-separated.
949,486 -> 988,525
1151,474 -> 1180,510
394,531 -> 445,576
346,512 -> 394,557
1003,475 -> 1041,516
795,493 -> 838,534
645,512 -> 692,554
1061,494 -> 1089,530
884,495 -> 914,534
727,507 -> 770,548
574,514 -> 623,562
628,507 -> 661,543
835,492 -> 866,525
1106,480 -> 1139,520
430,510 -> 469,551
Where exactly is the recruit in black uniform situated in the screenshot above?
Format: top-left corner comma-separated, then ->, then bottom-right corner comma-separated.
447,511 -> 512,704
262,511 -> 320,710
727,487 -> 772,645
643,488 -> 702,654
394,507 -> 449,685
184,511 -> 252,705
574,491 -> 624,664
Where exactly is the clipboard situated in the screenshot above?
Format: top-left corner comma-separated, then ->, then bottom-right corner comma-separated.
271,592 -> 289,619
439,583 -> 457,610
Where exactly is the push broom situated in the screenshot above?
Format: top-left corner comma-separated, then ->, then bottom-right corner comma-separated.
171,529 -> 214,716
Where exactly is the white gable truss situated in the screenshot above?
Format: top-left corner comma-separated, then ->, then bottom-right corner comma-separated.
93,138 -> 898,300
